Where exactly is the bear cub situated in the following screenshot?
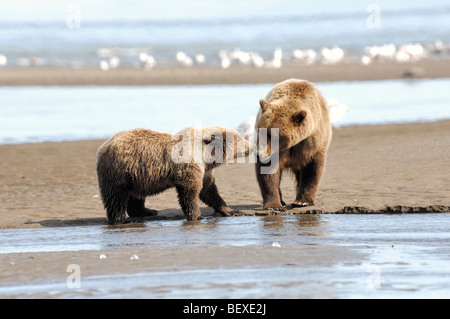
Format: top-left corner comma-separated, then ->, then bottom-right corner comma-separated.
97,126 -> 250,225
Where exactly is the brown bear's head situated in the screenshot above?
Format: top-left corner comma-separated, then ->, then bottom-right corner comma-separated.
255,80 -> 319,158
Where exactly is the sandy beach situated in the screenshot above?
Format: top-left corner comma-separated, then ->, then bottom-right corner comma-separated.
1,119 -> 449,230
1,59 -> 450,86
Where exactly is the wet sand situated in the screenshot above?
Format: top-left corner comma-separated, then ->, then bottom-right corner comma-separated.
1,214 -> 449,298
1,59 -> 450,86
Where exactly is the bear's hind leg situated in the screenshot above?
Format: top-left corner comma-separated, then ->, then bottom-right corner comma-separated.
127,196 -> 158,217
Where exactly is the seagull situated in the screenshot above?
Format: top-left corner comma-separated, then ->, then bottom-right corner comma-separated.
220,56 -> 231,69
145,55 -> 156,69
273,47 -> 283,61
292,49 -> 316,65
0,54 -> 7,67
434,39 -> 448,53
99,60 -> 110,71
303,49 -> 317,65
320,46 -> 344,65
230,48 -> 252,65
139,52 -> 157,70
250,52 -> 264,68
219,51 -> 231,69
264,58 -> 282,69
139,52 -> 149,64
264,48 -> 283,69
363,44 -> 396,61
327,99 -> 349,129
176,51 -> 194,67
293,49 -> 305,60
195,54 -> 206,64
361,55 -> 372,65
108,56 -> 120,69
395,49 -> 410,63
396,43 -> 425,63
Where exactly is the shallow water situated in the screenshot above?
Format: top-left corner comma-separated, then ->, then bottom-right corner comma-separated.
1,79 -> 450,144
1,214 -> 449,298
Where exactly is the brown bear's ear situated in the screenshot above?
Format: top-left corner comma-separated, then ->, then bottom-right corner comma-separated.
291,110 -> 307,125
203,134 -> 216,144
259,99 -> 270,113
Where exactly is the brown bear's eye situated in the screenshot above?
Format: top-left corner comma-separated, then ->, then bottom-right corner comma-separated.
291,111 -> 306,125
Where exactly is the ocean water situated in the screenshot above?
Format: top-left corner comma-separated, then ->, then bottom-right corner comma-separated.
0,0 -> 449,68
0,78 -> 449,144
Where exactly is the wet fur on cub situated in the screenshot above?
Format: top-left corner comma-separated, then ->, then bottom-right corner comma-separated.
97,127 -> 250,225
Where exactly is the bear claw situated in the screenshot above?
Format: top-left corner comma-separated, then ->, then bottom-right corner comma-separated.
229,210 -> 243,216
291,201 -> 313,207
143,208 -> 158,216
219,210 -> 243,217
263,206 -> 287,212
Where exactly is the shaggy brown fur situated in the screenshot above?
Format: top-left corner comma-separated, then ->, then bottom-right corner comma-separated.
255,79 -> 331,210
97,127 -> 250,225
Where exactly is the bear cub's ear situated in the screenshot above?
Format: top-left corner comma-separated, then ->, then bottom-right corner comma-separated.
259,99 -> 271,113
291,110 -> 307,125
203,134 -> 216,144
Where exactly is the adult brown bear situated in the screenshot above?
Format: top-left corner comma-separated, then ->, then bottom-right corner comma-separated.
255,79 -> 332,210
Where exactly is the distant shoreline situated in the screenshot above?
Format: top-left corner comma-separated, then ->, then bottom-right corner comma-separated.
1,59 -> 450,86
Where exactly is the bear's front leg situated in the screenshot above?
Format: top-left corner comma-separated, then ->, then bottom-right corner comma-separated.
255,160 -> 286,211
200,171 -> 242,217
292,154 -> 326,207
176,185 -> 202,220
127,196 -> 158,217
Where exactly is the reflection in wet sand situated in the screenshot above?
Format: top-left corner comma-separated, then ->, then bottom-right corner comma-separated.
1,214 -> 449,298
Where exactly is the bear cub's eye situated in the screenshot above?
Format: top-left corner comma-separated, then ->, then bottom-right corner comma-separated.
203,134 -> 216,144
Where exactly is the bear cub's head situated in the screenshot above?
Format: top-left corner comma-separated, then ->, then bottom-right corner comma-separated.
171,126 -> 250,167
202,127 -> 250,166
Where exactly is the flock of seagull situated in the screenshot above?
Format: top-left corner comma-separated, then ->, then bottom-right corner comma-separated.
96,39 -> 449,71
0,40 -> 448,71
